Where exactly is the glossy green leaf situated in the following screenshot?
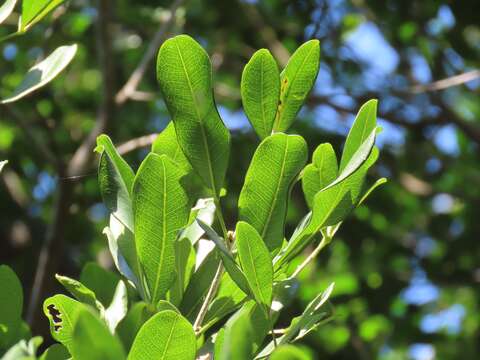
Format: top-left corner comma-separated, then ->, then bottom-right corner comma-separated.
0,265 -> 23,348
241,49 -> 280,139
103,215 -> 144,297
301,143 -> 338,209
168,237 -> 196,306
197,220 -> 251,296
152,122 -> 192,173
117,302 -> 155,352
20,0 -> 65,31
180,198 -> 216,245
270,345 -> 312,360
39,344 -> 69,360
1,44 -> 77,104
2,336 -> 42,360
128,310 -> 196,360
236,221 -> 273,310
55,274 -> 103,311
0,0 -> 16,25
133,153 -> 190,304
71,309 -> 126,360
96,134 -> 135,232
273,40 -> 320,132
339,99 -> 377,171
157,34 -> 230,195
104,280 -> 128,333
43,295 -> 84,353
238,133 -> 307,253
80,262 -> 120,306
217,309 -> 253,360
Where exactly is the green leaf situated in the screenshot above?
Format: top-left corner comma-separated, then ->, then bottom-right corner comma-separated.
0,265 -> 23,348
270,345 -> 312,360
71,309 -> 126,360
197,220 -> 251,296
104,280 -> 128,333
128,310 -> 196,360
117,302 -> 155,352
133,153 -> 191,304
168,237 -> 196,306
236,221 -> 273,311
301,143 -> 338,209
2,337 -> 42,360
238,133 -> 308,253
0,0 -> 16,25
103,215 -> 144,297
20,0 -> 65,32
152,122 -> 192,173
39,344 -> 70,360
1,44 -> 77,104
241,49 -> 280,139
80,262 -> 120,306
55,274 -> 104,311
339,99 -> 377,171
358,177 -> 387,205
157,34 -> 230,195
180,198 -> 216,245
96,134 -> 135,232
0,160 -> 7,173
43,295 -> 84,353
273,40 -> 320,132
217,309 -> 253,360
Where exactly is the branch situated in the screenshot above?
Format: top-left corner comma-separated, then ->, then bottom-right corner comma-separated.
115,0 -> 185,105
117,133 -> 158,155
410,69 -> 480,93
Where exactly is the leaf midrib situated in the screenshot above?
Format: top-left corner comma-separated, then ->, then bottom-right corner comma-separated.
242,233 -> 268,306
173,38 -> 217,194
160,314 -> 178,359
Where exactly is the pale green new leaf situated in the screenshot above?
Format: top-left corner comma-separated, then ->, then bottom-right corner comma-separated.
43,295 -> 84,353
133,153 -> 190,304
128,310 -> 196,360
96,135 -> 135,232
0,265 -> 23,348
20,0 -> 65,31
236,221 -> 273,311
238,133 -> 307,253
339,99 -> 377,171
1,44 -> 77,104
157,35 -> 230,195
301,143 -> 338,209
273,40 -> 320,132
104,280 -> 128,333
197,220 -> 251,296
0,0 -> 16,25
241,49 -> 280,139
55,274 -> 104,312
71,309 -> 126,360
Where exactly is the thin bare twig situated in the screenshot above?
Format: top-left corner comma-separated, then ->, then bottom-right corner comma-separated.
115,0 -> 185,105
410,69 -> 480,93
117,133 -> 158,155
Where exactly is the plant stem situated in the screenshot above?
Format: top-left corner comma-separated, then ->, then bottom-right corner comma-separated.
193,262 -> 224,332
290,236 -> 328,279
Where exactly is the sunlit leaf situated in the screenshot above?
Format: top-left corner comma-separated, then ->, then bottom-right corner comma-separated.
20,0 -> 65,32
0,0 -> 16,25
1,44 -> 77,104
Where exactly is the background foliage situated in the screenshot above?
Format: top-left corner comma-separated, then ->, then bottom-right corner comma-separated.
1,0 -> 479,359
